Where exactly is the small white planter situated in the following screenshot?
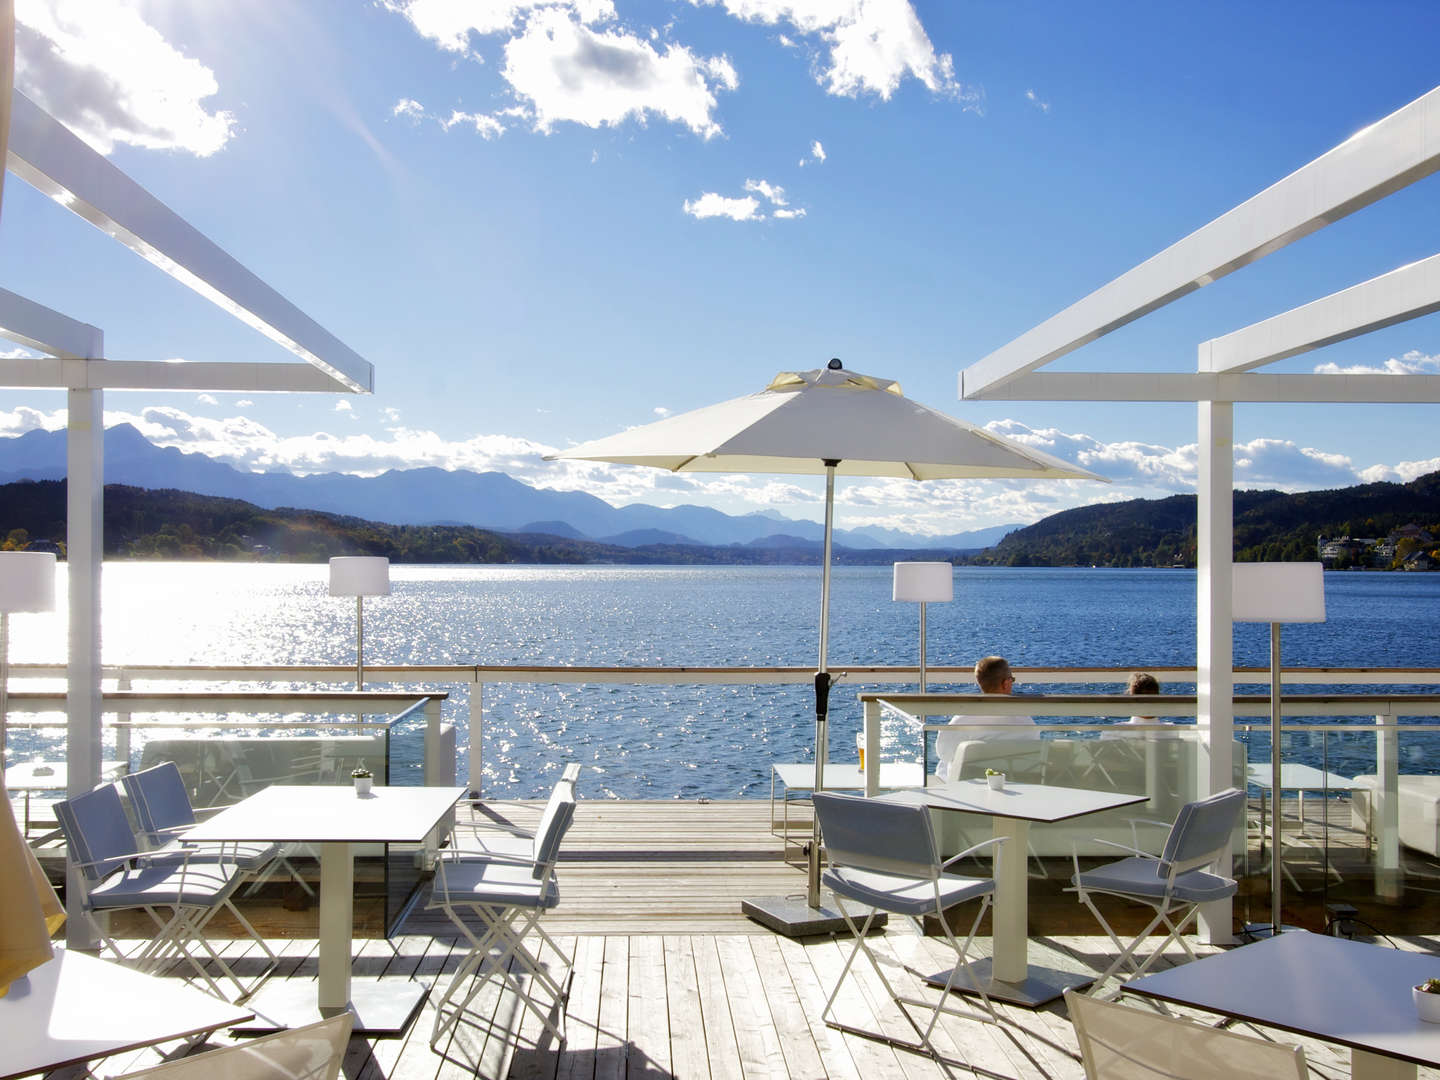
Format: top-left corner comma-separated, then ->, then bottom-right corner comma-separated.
987,773 -> 1005,792
1414,986 -> 1440,1023
354,775 -> 373,797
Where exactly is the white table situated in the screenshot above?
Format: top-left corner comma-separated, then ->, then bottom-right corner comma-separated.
879,779 -> 1147,1006
4,759 -> 125,834
185,784 -> 464,1035
0,947 -> 252,1079
1127,932 -> 1440,1080
770,762 -> 925,846
1247,762 -> 1365,834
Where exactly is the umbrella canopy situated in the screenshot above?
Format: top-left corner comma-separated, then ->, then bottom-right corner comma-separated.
553,363 -> 1095,481
550,360 -> 1105,926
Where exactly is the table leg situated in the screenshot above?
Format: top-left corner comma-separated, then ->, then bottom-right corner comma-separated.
923,814 -> 1093,1008
990,817 -> 1029,984
1352,1048 -> 1416,1079
318,840 -> 352,1016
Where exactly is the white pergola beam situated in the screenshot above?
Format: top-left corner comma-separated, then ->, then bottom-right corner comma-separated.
961,86 -> 1440,399
0,286 -> 102,358
5,92 -> 372,394
1202,252 -> 1440,373
0,356 -> 347,392
963,371 -> 1440,403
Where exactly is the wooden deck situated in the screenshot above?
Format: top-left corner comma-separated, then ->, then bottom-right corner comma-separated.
48,799 -> 1440,1079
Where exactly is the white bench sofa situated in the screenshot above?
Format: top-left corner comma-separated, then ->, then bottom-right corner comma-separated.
1350,774 -> 1440,858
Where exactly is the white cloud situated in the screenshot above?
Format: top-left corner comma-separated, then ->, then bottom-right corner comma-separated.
236,399 -> 254,408
382,407 -> 402,422
1361,455 -> 1440,484
686,179 -> 806,221
743,178 -> 788,205
1025,88 -> 1050,113
384,0 -> 618,56
15,0 -> 235,156
0,406 -> 67,435
334,400 -> 353,412
683,191 -> 762,221
811,138 -> 825,161
653,406 -> 671,417
1313,349 -> 1440,376
502,9 -> 737,138
196,394 -> 218,406
392,98 -> 425,122
691,0 -> 975,104
443,109 -> 507,139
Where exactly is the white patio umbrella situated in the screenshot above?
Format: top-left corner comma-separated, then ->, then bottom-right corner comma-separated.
550,359 -> 1105,933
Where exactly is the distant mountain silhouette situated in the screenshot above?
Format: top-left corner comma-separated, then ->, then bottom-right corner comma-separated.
0,425 -> 1019,550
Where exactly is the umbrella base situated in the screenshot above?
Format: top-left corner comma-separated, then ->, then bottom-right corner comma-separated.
741,894 -> 883,937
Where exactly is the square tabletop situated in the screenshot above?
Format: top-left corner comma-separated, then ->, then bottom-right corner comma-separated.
772,762 -> 926,792
878,778 -> 1147,824
1246,763 -> 1366,791
183,784 -> 466,844
1127,932 -> 1440,1069
0,948 -> 252,1080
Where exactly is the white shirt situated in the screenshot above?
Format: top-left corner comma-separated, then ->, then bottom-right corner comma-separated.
934,712 -> 1038,780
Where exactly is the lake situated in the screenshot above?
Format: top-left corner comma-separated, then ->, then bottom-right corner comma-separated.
8,563 -> 1439,798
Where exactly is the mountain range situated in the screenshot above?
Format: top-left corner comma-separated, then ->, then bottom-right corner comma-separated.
0,425 -> 1018,551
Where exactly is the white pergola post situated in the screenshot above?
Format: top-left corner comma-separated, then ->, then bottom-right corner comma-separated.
65,386 -> 103,947
1195,398 -> 1235,943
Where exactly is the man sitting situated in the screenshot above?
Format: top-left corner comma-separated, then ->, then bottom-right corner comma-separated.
934,655 -> 1037,780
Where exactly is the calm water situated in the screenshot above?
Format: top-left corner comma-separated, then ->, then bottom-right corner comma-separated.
8,564 -> 1440,797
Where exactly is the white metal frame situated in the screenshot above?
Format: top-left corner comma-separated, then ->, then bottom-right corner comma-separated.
0,12 -> 373,945
957,84 -> 1440,939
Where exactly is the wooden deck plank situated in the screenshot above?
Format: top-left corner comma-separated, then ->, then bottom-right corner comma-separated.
731,935 -> 825,1080
624,935 -> 672,1078
593,934 -> 630,1080
554,934 -> 605,1080
769,933 -> 863,1080
661,936 -> 712,1080
690,935 -> 744,1080
711,935 -> 789,1079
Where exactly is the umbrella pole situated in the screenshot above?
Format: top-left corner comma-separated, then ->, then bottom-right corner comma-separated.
807,461 -> 838,908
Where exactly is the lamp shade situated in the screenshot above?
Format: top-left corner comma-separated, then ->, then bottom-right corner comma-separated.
1232,562 -> 1325,623
0,552 -> 57,613
329,556 -> 390,597
892,561 -> 953,604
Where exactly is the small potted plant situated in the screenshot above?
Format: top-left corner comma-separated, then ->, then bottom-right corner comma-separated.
351,765 -> 373,797
1414,977 -> 1440,1023
985,768 -> 1005,792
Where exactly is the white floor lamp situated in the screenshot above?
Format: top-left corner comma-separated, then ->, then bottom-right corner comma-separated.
329,557 -> 390,689
1232,561 -> 1325,938
0,552 -> 57,766
893,562 -> 953,693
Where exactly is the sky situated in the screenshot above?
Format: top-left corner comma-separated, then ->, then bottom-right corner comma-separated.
0,0 -> 1438,538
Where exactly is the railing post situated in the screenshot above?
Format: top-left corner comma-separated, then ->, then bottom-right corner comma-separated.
115,669 -> 132,771
467,677 -> 483,797
863,698 -> 881,797
1375,713 -> 1402,900
423,695 -> 442,786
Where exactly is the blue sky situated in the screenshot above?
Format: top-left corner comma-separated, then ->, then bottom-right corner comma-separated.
1,0 -> 1438,537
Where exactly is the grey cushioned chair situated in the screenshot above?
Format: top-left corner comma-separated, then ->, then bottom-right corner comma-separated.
810,791 -> 1005,1061
55,783 -> 274,1001
452,762 -> 580,861
1070,787 -> 1245,996
427,785 -> 577,1051
121,761 -> 312,898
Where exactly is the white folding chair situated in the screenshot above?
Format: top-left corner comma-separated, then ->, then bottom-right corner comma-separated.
1070,788 -> 1245,996
1065,989 -> 1307,1079
427,785 -> 576,1050
55,783 -> 274,1001
122,761 -> 313,899
113,1014 -> 353,1080
810,792 -> 1005,1060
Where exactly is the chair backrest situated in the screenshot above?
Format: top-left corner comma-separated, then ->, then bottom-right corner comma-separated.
1066,989 -> 1306,1079
561,762 -> 582,784
812,792 -> 940,880
115,1013 -> 353,1080
1158,787 -> 1245,878
121,762 -> 198,844
54,783 -> 139,883
530,788 -> 576,880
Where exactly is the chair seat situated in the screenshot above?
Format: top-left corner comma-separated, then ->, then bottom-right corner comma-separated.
88,858 -> 241,909
824,865 -> 995,917
1073,855 -> 1236,903
436,857 -> 560,910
